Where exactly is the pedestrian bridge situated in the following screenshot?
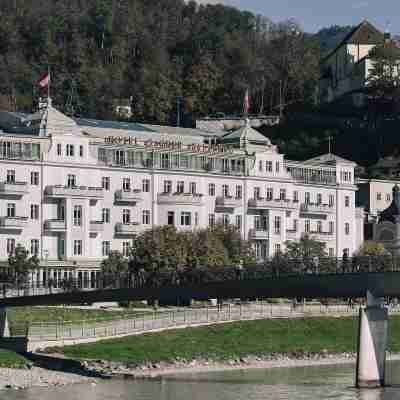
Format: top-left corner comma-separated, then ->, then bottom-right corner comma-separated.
0,271 -> 398,307
0,270 -> 398,389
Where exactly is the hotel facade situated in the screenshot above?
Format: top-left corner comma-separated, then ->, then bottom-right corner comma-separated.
0,100 -> 364,285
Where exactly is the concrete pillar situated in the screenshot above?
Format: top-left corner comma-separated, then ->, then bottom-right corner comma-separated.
0,308 -> 10,338
356,291 -> 388,388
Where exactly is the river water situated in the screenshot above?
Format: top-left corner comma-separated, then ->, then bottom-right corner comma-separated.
6,361 -> 400,400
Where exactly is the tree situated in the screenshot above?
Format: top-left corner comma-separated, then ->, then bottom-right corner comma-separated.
356,241 -> 387,256
101,251 -> 129,287
284,234 -> 327,260
8,244 -> 39,284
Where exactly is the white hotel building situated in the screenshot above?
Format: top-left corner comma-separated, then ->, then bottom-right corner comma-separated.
0,100 -> 364,285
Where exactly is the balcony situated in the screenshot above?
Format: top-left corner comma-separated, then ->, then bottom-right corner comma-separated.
216,196 -> 242,209
248,198 -> 297,210
157,192 -> 204,206
115,189 -> 143,204
0,181 -> 28,197
0,216 -> 28,229
308,231 -> 335,241
115,222 -> 140,236
300,203 -> 335,215
44,219 -> 66,232
45,185 -> 104,200
90,221 -> 104,233
286,229 -> 298,240
248,229 -> 269,240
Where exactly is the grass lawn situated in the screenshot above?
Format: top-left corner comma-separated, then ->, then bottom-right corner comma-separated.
0,350 -> 30,368
7,307 -> 152,335
57,315 -> 400,365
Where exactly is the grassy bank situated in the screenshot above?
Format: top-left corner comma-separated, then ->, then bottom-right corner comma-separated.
7,307 -> 152,336
55,316 -> 400,365
0,350 -> 30,368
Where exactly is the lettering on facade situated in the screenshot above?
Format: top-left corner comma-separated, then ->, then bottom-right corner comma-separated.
104,136 -> 233,154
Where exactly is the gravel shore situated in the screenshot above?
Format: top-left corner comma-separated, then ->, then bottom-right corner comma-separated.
2,352 -> 400,391
0,366 -> 98,391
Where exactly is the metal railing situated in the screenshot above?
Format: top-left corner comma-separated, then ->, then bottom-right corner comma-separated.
1,256 -> 400,299
24,303 -> 366,342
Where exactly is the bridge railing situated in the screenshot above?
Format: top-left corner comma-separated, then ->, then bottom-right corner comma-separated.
1,256 -> 400,299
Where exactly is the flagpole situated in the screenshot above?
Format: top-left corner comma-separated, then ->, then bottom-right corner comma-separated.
47,65 -> 51,101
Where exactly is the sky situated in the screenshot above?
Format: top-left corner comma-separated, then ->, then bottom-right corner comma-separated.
196,0 -> 400,34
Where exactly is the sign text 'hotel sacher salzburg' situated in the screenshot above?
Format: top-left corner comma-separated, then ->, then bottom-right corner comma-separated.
104,136 -> 233,153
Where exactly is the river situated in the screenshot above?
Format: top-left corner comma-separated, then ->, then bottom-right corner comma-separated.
6,361 -> 400,400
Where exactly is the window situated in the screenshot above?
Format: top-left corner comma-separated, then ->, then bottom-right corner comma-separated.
255,215 -> 267,230
386,193 -> 391,202
266,187 -> 273,201
329,248 -> 334,257
305,192 -> 310,204
235,215 -> 242,230
102,241 -> 110,257
30,171 -> 39,185
293,219 -> 298,232
115,150 -> 125,165
275,161 -> 280,173
142,179 -> 150,192
266,161 -> 272,172
343,248 -> 350,257
345,222 -> 350,235
66,144 -> 74,157
222,214 -> 230,228
305,220 -> 310,233
222,184 -> 229,197
164,180 -> 172,193
209,213 -> 215,226
329,221 -> 335,234
167,211 -> 175,225
377,192 -> 382,201
30,204 -> 39,220
329,194 -> 335,207
7,203 -> 15,217
57,143 -> 62,156
208,183 -> 215,196
74,240 -> 82,256
67,174 -> 76,188
161,153 -> 169,169
6,170 -> 15,184
279,189 -> 286,201
142,210 -> 151,225
317,221 -> 322,233
7,238 -> 15,255
79,145 -> 84,157
102,177 -> 110,191
73,205 -> 82,226
122,209 -> 131,224
274,216 -> 281,234
195,212 -> 199,226
274,244 -> 281,255
122,178 -> 131,192
181,212 -> 191,226
254,187 -> 261,199
345,196 -> 350,207
177,181 -> 184,194
30,239 -> 39,255
235,185 -> 242,199
189,182 -> 196,194
102,208 -> 110,223
317,193 -> 322,205
58,204 -> 65,221
258,160 -> 263,172
122,242 -> 130,257
293,191 -> 299,202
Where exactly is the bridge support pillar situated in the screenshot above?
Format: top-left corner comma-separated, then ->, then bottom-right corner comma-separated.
356,292 -> 388,388
0,308 -> 10,338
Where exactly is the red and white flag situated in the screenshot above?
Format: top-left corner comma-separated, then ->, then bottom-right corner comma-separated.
37,72 -> 50,88
243,88 -> 250,115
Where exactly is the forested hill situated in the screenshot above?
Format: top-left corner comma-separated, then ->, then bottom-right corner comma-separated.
0,0 -> 324,124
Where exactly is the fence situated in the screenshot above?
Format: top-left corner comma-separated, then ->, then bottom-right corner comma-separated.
25,303 -> 365,342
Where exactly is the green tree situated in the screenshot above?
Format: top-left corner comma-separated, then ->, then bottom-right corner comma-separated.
284,234 -> 327,259
101,251 -> 128,276
8,244 -> 39,284
356,241 -> 386,256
